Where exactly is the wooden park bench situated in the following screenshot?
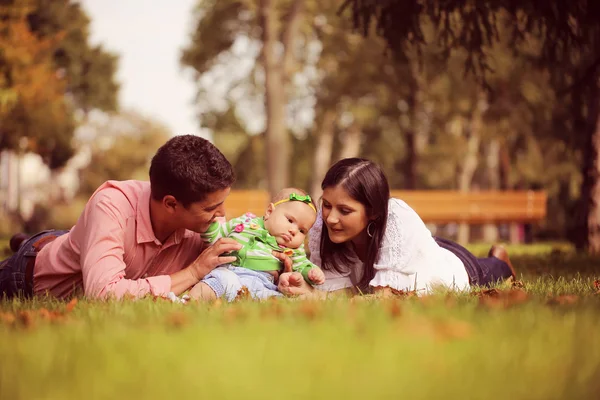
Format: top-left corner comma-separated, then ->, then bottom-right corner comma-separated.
224,190 -> 547,243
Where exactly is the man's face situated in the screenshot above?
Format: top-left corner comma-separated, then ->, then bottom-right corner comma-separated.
263,201 -> 316,249
178,188 -> 230,233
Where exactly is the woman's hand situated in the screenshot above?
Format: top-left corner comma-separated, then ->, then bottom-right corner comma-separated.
278,272 -> 314,297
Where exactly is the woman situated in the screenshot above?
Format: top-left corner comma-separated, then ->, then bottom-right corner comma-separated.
278,158 -> 516,297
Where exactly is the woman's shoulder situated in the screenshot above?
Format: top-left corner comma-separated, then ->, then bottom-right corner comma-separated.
385,197 -> 429,233
388,197 -> 419,216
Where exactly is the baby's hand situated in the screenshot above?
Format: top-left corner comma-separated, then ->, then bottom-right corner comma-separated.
308,267 -> 325,285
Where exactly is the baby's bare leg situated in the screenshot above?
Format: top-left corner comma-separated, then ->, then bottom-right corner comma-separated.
189,281 -> 217,301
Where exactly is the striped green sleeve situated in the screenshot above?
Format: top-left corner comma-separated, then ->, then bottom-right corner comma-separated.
290,244 -> 319,284
200,215 -> 244,244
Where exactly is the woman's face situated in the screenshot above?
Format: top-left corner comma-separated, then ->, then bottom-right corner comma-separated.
321,185 -> 369,244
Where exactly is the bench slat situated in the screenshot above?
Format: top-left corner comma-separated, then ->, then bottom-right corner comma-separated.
223,190 -> 547,224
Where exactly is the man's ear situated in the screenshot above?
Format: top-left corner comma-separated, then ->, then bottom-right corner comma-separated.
263,203 -> 275,220
163,195 -> 178,213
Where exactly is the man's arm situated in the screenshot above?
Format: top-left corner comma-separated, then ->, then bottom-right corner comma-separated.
169,238 -> 241,295
79,190 -> 241,299
79,191 -> 169,299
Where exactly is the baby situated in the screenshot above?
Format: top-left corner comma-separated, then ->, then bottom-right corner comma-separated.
189,188 -> 325,301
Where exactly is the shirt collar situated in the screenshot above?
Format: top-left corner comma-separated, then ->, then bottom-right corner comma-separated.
136,186 -> 197,247
136,185 -> 160,245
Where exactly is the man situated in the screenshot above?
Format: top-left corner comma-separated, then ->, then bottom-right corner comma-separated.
0,135 -> 243,299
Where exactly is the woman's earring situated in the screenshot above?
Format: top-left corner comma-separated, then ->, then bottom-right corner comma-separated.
367,221 -> 375,238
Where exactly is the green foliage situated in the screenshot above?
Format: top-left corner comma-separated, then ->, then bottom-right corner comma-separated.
76,111 -> 171,198
0,0 -> 119,169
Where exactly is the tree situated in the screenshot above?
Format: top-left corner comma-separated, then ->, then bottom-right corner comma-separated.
76,111 -> 171,198
341,0 -> 600,252
182,0 -> 306,197
0,0 -> 119,170
0,2 -> 74,167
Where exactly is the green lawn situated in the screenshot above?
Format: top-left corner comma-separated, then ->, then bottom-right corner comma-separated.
1,243 -> 600,400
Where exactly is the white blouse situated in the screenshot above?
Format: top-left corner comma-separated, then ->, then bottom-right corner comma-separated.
308,198 -> 470,294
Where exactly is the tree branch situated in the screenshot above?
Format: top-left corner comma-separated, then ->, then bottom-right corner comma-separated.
259,0 -> 277,71
281,0 -> 304,80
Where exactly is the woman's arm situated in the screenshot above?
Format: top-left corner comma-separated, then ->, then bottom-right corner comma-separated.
277,272 -> 352,299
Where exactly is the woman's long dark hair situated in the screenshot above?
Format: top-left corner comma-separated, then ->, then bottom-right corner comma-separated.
319,158 -> 390,291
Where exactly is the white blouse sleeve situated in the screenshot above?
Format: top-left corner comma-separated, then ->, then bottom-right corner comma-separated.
369,199 -> 427,291
308,208 -> 354,292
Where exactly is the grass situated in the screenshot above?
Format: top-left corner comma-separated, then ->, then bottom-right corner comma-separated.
1,243 -> 600,400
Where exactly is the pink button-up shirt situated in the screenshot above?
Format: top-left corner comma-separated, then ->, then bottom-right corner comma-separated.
33,180 -> 205,299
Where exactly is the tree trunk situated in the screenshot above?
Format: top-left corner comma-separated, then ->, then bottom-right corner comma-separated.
259,0 -> 303,197
310,110 -> 336,200
401,60 -> 430,190
338,122 -> 361,160
403,129 -> 417,189
581,85 -> 600,253
483,139 -> 500,243
457,93 -> 486,244
457,132 -> 480,245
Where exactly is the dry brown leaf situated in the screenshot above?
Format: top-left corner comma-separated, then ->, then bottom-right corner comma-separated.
593,280 -> 600,294
444,295 -> 457,308
234,286 -> 251,302
0,312 -> 16,325
65,298 -> 78,313
512,280 -> 525,288
260,300 -> 284,319
223,307 -> 247,323
478,288 -> 529,309
299,301 -> 322,320
122,293 -> 137,301
166,311 -> 189,328
374,286 -> 418,298
435,320 -> 473,340
547,295 -> 580,306
18,310 -> 35,328
386,300 -> 402,319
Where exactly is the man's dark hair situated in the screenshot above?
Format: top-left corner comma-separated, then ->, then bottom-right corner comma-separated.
149,135 -> 235,207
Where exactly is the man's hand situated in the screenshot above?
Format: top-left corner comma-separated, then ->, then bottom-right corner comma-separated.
278,272 -> 313,297
307,267 -> 325,285
188,238 -> 242,281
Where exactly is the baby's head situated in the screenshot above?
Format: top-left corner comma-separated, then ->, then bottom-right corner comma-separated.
263,188 -> 317,249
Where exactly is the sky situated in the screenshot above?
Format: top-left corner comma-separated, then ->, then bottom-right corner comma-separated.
79,0 -> 203,138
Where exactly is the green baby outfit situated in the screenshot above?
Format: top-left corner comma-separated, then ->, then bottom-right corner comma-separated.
201,212 -> 318,283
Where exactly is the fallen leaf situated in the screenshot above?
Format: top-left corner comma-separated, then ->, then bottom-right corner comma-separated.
299,301 -> 322,320
234,286 -> 251,302
223,307 -> 247,323
435,320 -> 473,340
260,300 -> 284,319
212,298 -> 223,308
166,312 -> 189,328
593,280 -> 600,294
386,300 -> 402,319
478,288 -> 529,309
18,310 -> 35,328
65,298 -> 78,312
0,312 -> 16,325
547,295 -> 580,306
512,280 -> 525,288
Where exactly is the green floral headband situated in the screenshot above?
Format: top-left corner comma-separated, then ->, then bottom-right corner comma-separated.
272,193 -> 317,213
